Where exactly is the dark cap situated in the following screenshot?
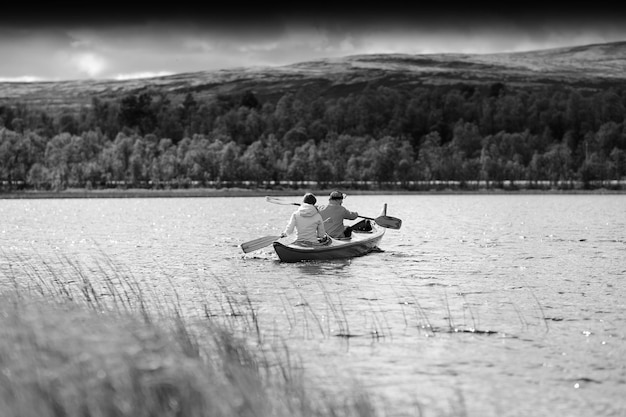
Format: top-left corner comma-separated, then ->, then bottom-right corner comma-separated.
329,191 -> 344,200
303,193 -> 317,205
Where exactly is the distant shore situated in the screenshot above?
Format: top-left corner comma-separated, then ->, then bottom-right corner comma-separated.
1,187 -> 625,199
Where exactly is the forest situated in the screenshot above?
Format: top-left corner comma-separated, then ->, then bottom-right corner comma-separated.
1,81 -> 625,191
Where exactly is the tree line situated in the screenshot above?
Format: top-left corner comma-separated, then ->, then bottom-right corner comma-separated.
1,82 -> 625,191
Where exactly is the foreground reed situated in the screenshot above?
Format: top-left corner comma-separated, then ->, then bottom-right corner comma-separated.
0,253 -> 378,417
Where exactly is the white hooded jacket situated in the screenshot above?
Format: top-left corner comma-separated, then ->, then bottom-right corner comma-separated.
282,203 -> 326,243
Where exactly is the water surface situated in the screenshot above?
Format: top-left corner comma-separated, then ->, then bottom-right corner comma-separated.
1,194 -> 625,417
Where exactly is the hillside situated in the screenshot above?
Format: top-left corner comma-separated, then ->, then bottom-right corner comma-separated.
1,41 -> 626,111
0,42 -> 626,112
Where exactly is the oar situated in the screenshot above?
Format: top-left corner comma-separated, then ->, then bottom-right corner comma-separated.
358,215 -> 402,230
265,196 -> 402,230
240,235 -> 281,253
265,196 -> 299,206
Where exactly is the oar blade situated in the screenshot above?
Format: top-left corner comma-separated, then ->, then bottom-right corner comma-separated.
240,235 -> 281,253
265,196 -> 299,206
374,215 -> 402,230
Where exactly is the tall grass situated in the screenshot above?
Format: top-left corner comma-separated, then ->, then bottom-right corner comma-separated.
0,248 -> 518,417
0,252 -> 378,417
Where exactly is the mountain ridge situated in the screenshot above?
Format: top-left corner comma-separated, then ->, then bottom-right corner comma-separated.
2,41 -> 625,110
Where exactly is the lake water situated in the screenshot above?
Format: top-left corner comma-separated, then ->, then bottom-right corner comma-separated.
1,194 -> 625,417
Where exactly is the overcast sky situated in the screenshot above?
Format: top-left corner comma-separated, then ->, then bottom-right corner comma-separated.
1,3 -> 625,82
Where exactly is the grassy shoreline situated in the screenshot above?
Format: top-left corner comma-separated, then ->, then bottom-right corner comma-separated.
1,292 -> 377,417
0,252 -> 380,417
1,186 -> 625,199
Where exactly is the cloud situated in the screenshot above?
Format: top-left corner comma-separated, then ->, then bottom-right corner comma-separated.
2,5 -> 626,81
113,71 -> 174,80
0,76 -> 44,82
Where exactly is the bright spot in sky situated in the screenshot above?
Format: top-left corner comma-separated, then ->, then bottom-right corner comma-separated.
72,53 -> 107,78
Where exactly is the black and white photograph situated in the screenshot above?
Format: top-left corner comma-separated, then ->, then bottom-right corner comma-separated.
1,3 -> 625,417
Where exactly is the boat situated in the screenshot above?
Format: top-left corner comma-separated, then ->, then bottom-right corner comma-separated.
240,202 -> 401,261
272,225 -> 384,262
272,204 -> 389,263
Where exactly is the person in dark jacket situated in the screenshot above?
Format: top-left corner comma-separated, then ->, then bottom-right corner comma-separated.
318,191 -> 359,238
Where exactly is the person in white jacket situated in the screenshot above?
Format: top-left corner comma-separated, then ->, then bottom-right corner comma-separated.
280,193 -> 328,244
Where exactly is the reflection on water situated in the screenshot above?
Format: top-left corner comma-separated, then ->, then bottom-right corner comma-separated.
295,259 -> 354,276
1,194 -> 625,417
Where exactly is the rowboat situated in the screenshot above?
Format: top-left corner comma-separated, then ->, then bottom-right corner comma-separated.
272,203 -> 390,262
239,201 -> 401,262
272,223 -> 385,262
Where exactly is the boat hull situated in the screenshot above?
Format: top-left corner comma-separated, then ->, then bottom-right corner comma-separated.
272,227 -> 385,262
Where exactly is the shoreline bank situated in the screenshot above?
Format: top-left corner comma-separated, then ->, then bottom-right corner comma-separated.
1,187 -> 625,199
